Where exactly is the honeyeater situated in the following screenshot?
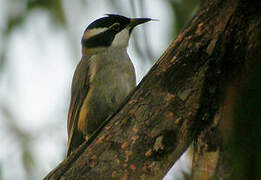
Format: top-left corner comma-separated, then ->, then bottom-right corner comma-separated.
66,14 -> 151,157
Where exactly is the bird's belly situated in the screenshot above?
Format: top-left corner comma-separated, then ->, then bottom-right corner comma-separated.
93,68 -> 134,108
84,64 -> 135,135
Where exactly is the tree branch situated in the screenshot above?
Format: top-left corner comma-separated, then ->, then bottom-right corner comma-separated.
44,0 -> 261,179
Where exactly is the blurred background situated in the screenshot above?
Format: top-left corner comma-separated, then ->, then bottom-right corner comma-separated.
0,0 -> 201,179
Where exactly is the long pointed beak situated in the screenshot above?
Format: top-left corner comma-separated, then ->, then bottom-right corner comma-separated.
130,18 -> 152,27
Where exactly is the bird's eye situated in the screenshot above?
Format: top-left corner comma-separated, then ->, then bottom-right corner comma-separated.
109,23 -> 121,32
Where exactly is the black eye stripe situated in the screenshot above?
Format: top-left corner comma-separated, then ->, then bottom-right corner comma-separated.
82,15 -> 131,48
82,30 -> 116,48
109,23 -> 121,32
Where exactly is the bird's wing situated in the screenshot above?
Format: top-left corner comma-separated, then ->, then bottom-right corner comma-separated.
66,56 -> 91,157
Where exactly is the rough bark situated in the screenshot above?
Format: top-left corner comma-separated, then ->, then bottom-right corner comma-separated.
191,1 -> 261,179
44,0 -> 261,179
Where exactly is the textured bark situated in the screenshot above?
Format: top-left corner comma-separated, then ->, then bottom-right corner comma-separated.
191,1 -> 261,179
191,125 -> 222,179
44,0 -> 261,179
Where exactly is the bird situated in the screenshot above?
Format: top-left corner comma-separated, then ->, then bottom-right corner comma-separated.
66,14 -> 152,157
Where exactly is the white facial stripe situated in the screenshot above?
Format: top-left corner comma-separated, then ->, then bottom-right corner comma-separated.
111,28 -> 130,47
83,28 -> 108,39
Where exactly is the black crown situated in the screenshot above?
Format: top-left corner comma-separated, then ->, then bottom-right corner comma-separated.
86,14 -> 130,31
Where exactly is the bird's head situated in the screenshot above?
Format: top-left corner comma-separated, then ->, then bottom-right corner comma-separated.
81,14 -> 151,56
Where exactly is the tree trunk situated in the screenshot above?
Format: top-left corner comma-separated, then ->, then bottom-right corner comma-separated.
44,0 -> 261,179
